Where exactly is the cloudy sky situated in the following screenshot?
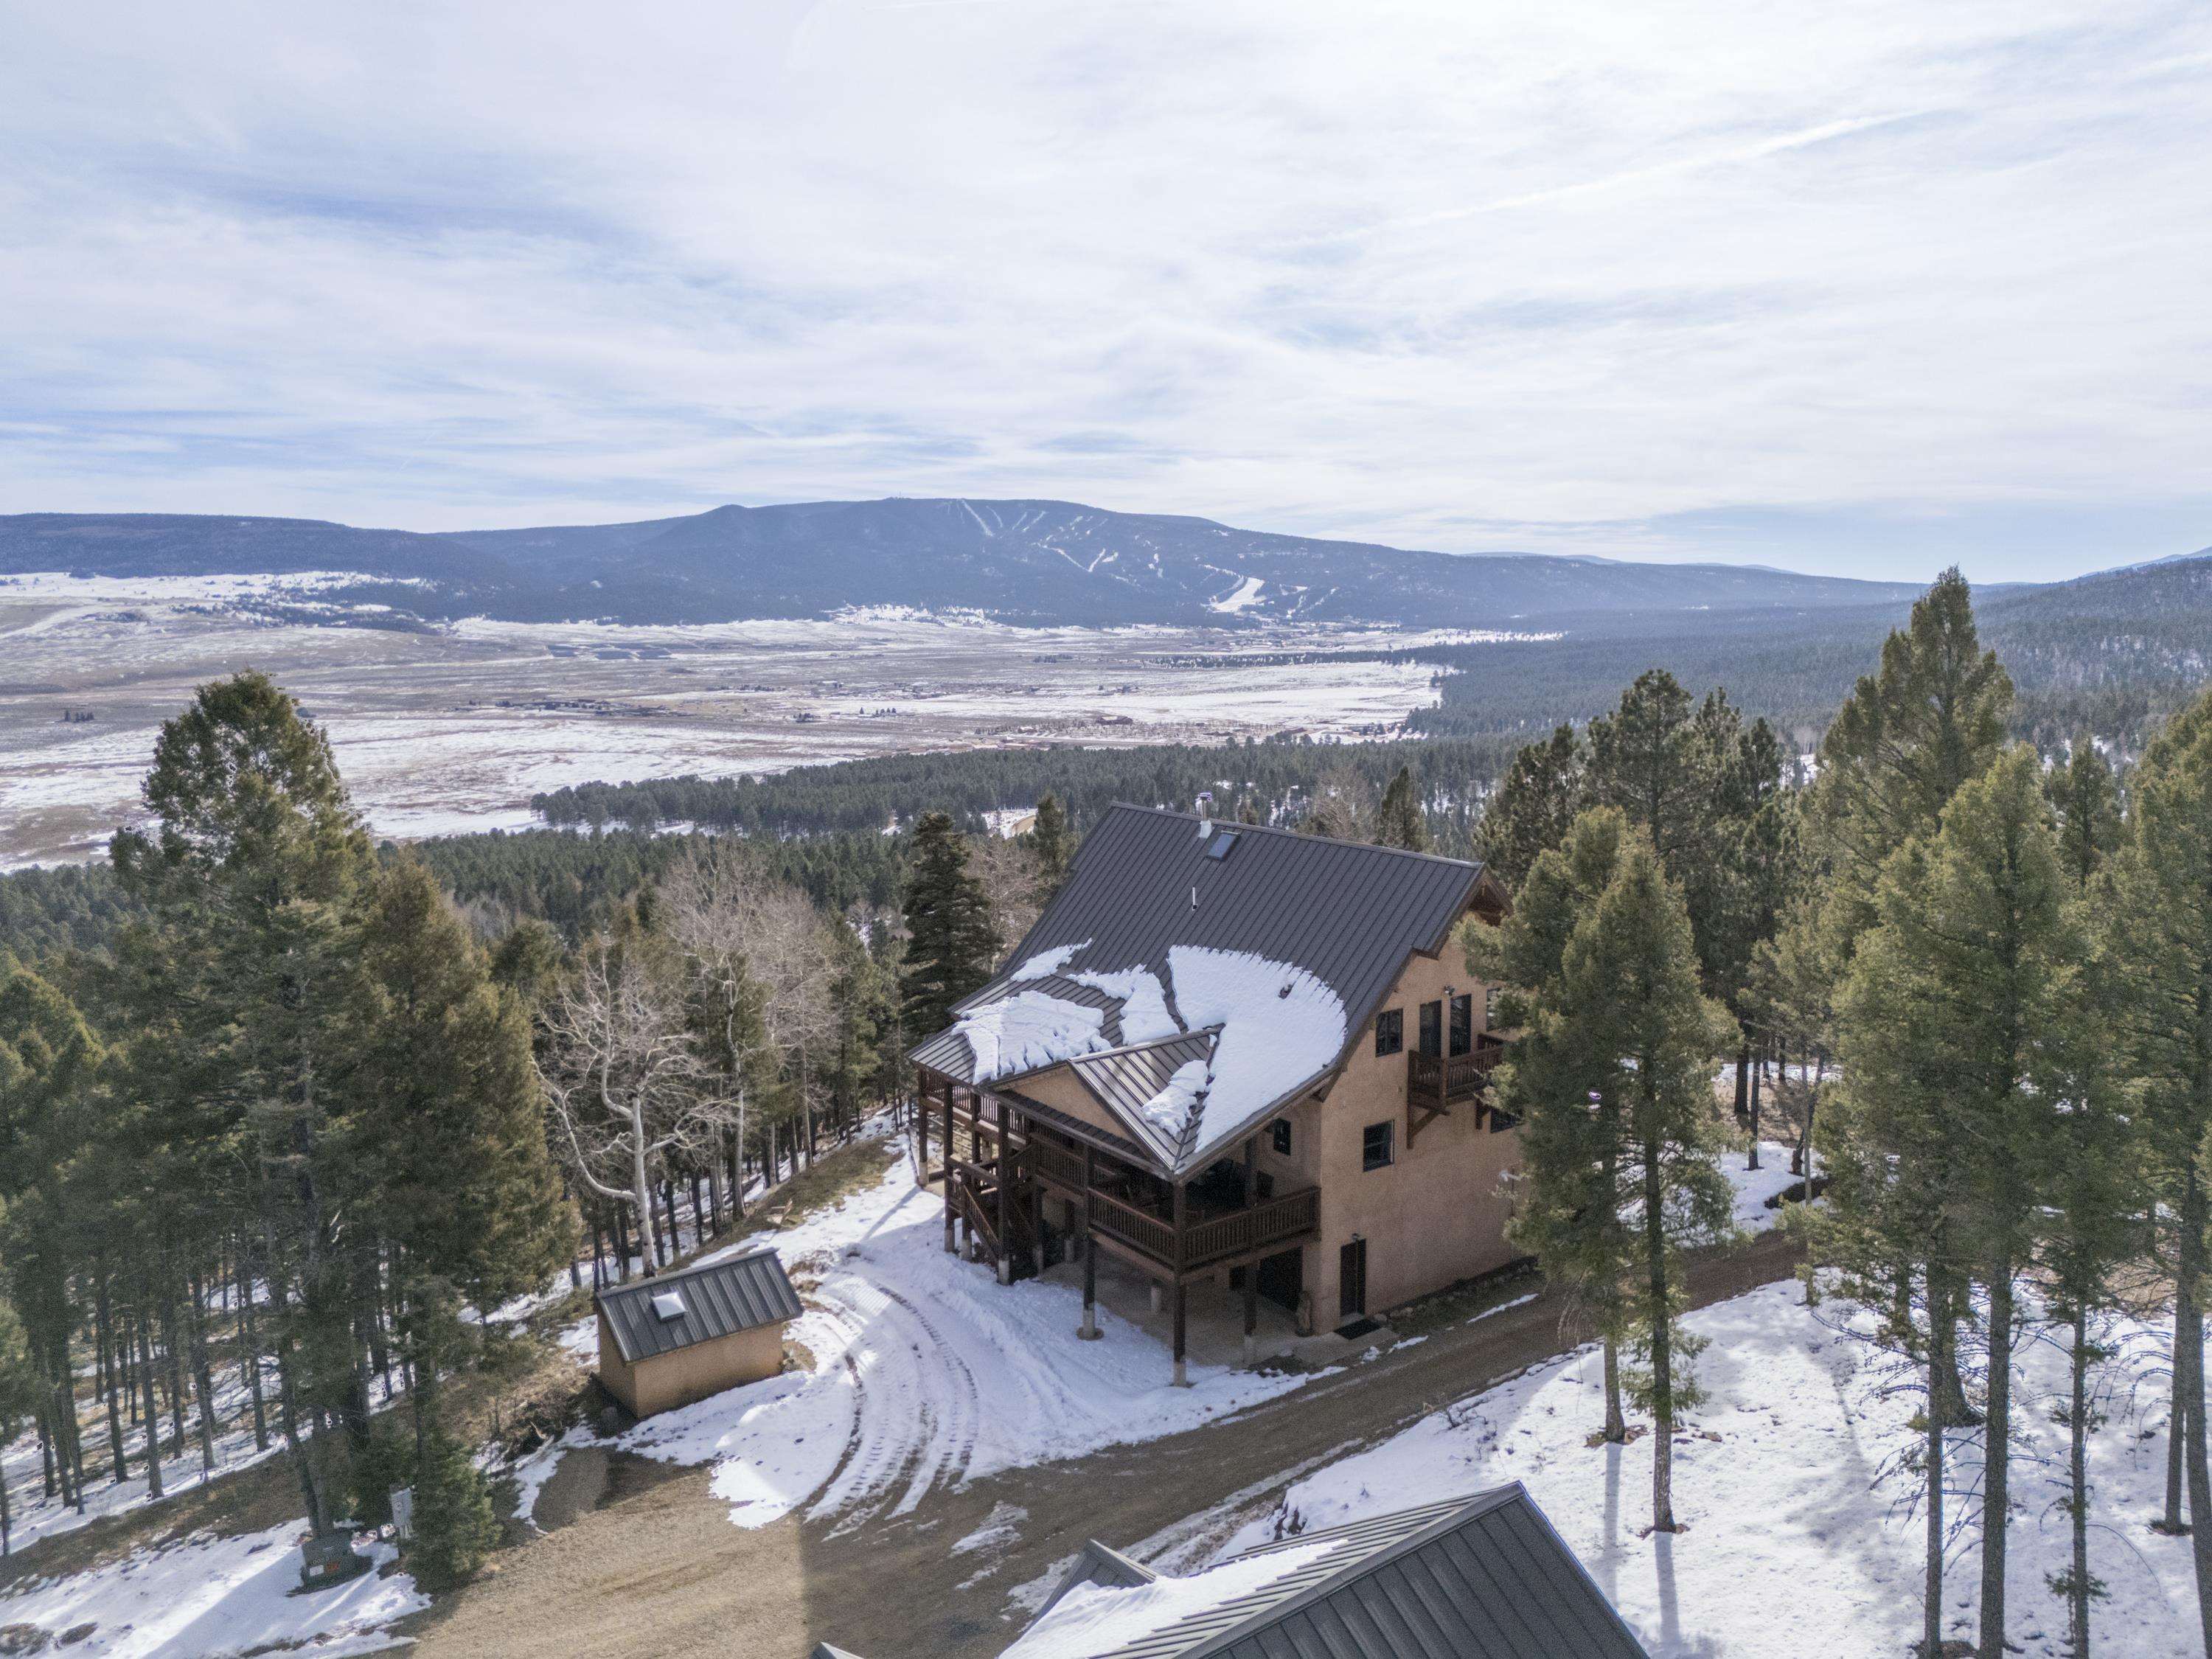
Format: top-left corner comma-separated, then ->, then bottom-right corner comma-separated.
4,1 -> 2208,580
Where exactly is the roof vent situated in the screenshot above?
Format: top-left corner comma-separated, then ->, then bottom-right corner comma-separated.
651,1290 -> 687,1321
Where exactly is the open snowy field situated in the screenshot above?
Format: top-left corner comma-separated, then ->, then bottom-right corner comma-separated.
1222,1279 -> 2192,1659
0,572 -> 1527,866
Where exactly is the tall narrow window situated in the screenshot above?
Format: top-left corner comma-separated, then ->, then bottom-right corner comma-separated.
1270,1118 -> 1293,1156
1363,1121 -> 1394,1171
1418,1000 -> 1442,1057
1374,1009 -> 1403,1057
1449,993 -> 1472,1057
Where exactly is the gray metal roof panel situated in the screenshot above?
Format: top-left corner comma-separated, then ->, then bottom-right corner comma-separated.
596,1247 -> 802,1364
1020,1486 -> 1648,1659
1068,1032 -> 1221,1169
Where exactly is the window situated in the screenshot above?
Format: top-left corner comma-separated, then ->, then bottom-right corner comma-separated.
1489,1104 -> 1520,1134
1363,1121 -> 1394,1170
1206,830 -> 1240,860
1449,993 -> 1472,1057
1270,1118 -> 1293,1156
1484,983 -> 1501,1025
1418,1000 -> 1442,1057
1373,1009 -> 1403,1057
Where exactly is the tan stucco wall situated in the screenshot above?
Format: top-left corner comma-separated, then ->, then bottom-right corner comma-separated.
597,1312 -> 787,1419
1289,921 -> 1523,1329
1009,1068 -> 1130,1142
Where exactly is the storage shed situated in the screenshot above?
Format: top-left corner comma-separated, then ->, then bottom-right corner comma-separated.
594,1248 -> 802,1419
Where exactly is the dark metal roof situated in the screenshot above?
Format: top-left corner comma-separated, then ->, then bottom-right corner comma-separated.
1068,1032 -> 1221,1167
1035,1540 -> 1161,1619
1021,1486 -> 1648,1659
596,1247 -> 802,1365
910,806 -> 1488,1174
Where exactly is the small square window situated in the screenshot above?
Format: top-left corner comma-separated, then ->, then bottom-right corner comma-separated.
1270,1119 -> 1293,1156
1363,1121 -> 1394,1171
1374,1009 -> 1403,1057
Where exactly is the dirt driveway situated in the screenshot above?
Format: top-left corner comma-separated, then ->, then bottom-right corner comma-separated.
404,1231 -> 1801,1659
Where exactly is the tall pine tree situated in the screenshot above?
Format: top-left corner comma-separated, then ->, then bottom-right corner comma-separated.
900,812 -> 996,1041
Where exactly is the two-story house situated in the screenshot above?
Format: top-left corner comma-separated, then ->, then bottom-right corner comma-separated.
907,803 -> 1520,1382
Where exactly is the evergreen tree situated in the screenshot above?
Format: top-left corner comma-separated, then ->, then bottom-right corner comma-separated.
2045,734 -> 2123,893
1562,832 -> 1736,1531
0,1286 -> 38,1556
1818,747 -> 2092,1657
110,672 -> 375,1540
1478,723 -> 1584,888
1807,568 -> 2011,1432
1032,793 -> 1072,890
1474,808 -> 1630,1445
2107,688 -> 2212,1644
900,813 -> 996,1040
406,1424 -> 498,1590
352,857 -> 572,1463
1376,766 -> 1430,852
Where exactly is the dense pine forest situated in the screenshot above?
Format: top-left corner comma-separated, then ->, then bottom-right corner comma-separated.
4,563 -> 2212,1657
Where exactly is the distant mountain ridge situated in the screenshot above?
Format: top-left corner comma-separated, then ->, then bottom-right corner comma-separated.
0,498 -> 1935,628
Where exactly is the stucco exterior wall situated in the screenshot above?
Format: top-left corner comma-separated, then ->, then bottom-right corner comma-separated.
1012,1068 -> 1130,1143
1294,922 -> 1523,1329
597,1313 -> 787,1419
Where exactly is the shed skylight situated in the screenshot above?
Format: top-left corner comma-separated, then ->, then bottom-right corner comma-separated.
651,1290 -> 687,1321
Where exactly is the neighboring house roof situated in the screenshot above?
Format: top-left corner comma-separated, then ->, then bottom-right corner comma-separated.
1007,1486 -> 1649,1659
908,805 -> 1492,1178
595,1247 -> 802,1366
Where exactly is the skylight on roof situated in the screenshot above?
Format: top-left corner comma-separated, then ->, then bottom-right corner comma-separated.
651,1290 -> 687,1321
1205,830 -> 1240,860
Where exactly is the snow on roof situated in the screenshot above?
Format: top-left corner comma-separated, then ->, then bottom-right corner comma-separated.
942,943 -> 1344,1172
1004,1540 -> 1336,1659
955,987 -> 1112,1081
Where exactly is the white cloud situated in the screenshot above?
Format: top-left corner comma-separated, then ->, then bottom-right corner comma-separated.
0,0 -> 2207,579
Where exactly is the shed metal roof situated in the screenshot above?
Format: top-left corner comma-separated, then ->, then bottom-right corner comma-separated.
910,805 -> 1492,1175
596,1247 -> 802,1365
1020,1486 -> 1649,1659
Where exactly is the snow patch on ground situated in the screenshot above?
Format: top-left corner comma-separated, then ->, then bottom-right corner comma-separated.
0,1523 -> 425,1658
614,1139 -> 1308,1530
1229,1280 -> 2196,1658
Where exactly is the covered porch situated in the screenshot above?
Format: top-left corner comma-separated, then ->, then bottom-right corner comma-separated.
914,1066 -> 1319,1384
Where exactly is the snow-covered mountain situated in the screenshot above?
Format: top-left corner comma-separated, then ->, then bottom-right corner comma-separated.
0,498 -> 1927,627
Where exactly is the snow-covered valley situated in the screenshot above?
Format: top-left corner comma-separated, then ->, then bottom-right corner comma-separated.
0,572 -> 1525,867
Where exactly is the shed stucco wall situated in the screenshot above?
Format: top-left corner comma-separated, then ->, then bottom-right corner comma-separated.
596,1311 -> 787,1419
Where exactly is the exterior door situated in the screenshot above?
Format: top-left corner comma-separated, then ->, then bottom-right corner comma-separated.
1338,1238 -> 1367,1320
1256,1246 -> 1302,1312
1417,1000 -> 1442,1057
1449,992 -> 1472,1057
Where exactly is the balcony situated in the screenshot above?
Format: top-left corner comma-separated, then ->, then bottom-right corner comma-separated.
1408,1032 -> 1506,1105
1084,1184 -> 1320,1274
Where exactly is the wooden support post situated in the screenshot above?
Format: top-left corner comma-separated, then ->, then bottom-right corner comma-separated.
917,1067 -> 930,1176
1243,1259 -> 1260,1369
1028,1121 -> 1046,1277
1079,1228 -> 1100,1340
1171,1180 -> 1190,1387
942,1080 -> 956,1254
1172,1281 -> 1189,1388
995,1104 -> 1013,1284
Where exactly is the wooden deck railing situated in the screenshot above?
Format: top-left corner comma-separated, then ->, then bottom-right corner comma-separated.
1180,1186 -> 1321,1271
1084,1183 -> 1320,1272
1408,1036 -> 1505,1105
1026,1135 -> 1090,1190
